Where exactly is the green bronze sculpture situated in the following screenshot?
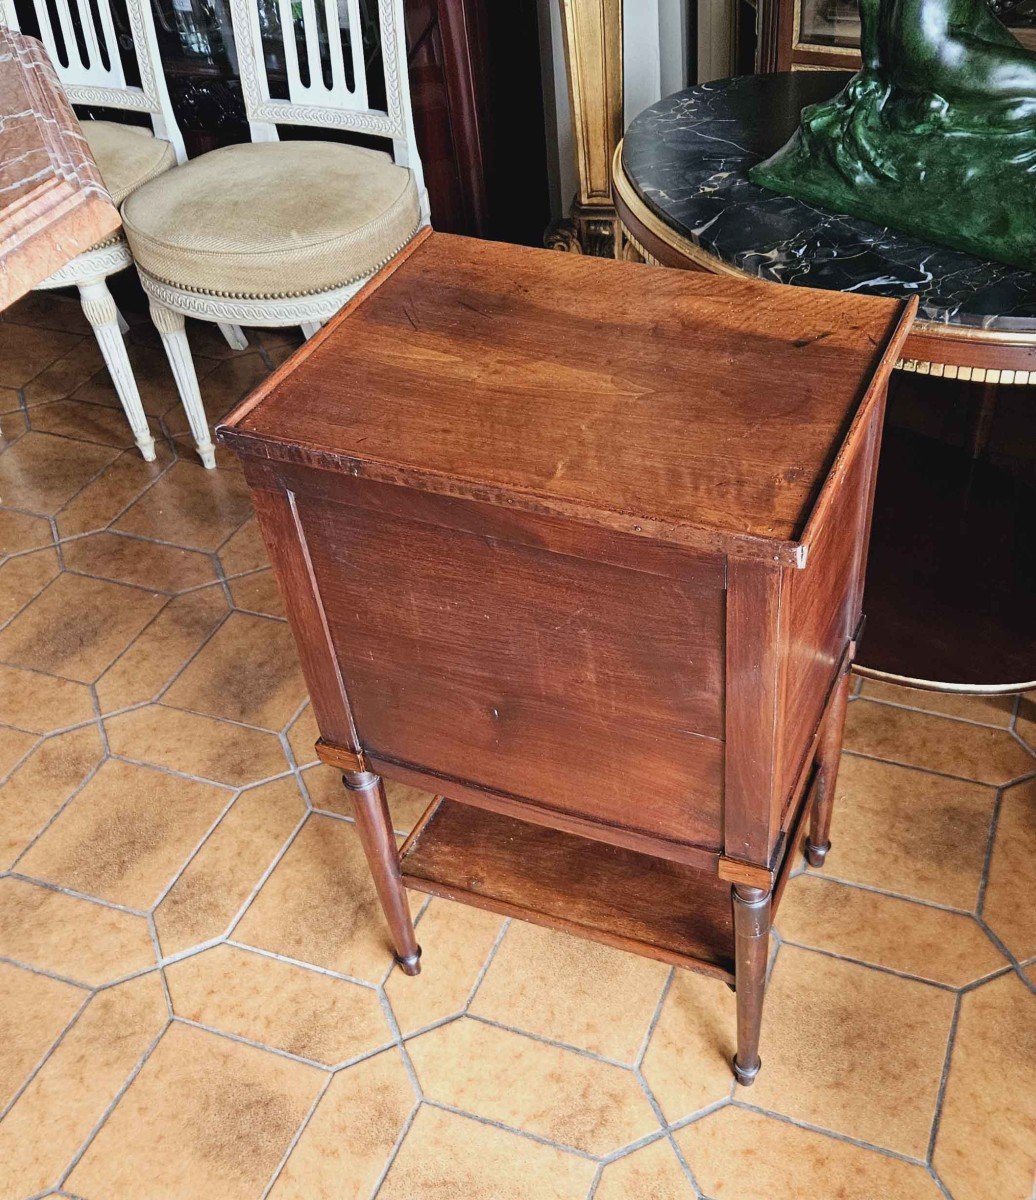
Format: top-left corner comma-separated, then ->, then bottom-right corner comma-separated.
751,0 -> 1036,269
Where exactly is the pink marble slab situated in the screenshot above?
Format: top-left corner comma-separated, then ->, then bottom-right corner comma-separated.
0,26 -> 120,310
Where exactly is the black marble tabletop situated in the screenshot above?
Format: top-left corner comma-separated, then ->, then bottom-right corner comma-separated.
621,72 -> 1036,333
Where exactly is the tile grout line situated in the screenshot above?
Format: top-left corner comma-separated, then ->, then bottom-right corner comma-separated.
4,871 -> 151,917
145,786 -> 243,915
259,1071 -> 335,1200
418,1098 -> 603,1163
799,869 -> 982,917
367,1099 -> 422,1200
842,747 -> 1033,791
7,750 -> 110,875
56,1018 -> 173,1190
730,1099 -> 931,1167
0,988 -> 93,1124
0,730 -> 43,788
222,937 -> 384,993
461,1011 -> 640,1072
168,1014 -> 337,1072
460,915 -> 511,1010
852,694 -> 1021,732
925,991 -> 963,1166
775,939 -> 965,992
196,809 -> 312,952
974,781 -> 1006,918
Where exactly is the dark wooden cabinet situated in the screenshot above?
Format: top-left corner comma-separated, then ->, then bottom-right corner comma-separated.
219,230 -> 914,1083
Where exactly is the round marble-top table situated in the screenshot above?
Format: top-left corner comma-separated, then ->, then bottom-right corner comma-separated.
614,72 -> 1035,694
614,71 -> 1036,382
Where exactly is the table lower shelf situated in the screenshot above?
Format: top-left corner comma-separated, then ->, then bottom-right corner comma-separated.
399,799 -> 736,982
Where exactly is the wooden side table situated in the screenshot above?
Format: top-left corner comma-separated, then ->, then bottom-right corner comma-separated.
219,230 -> 913,1084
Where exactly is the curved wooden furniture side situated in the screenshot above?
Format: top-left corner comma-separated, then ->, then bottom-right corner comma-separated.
613,143 -> 1036,385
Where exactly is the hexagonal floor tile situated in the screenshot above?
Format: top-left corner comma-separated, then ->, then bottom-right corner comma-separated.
66,1022 -> 323,1200
747,946 -> 955,1158
0,432 -> 119,515
233,814 -> 419,982
820,754 -> 996,909
385,899 -> 504,1035
1,724 -> 105,869
218,517 -> 267,577
777,874 -> 1005,986
677,1107 -> 945,1199
933,972 -> 1036,1200
62,531 -> 218,593
0,324 -> 83,389
105,704 -> 289,787
0,970 -> 168,1198
595,1138 -> 694,1200
53,443 -> 173,540
154,776 -> 305,957
0,959 -> 84,1110
94,584 -> 229,715
165,943 -> 393,1066
29,399 -> 162,452
0,876 -> 154,986
162,611 -> 306,730
0,664 -> 93,735
469,919 -> 669,1062
405,1016 -> 659,1156
858,679 -> 1016,727
982,778 -> 1036,962
17,758 -> 231,909
268,1048 -> 415,1199
844,699 -> 1034,785
114,460 -> 254,552
377,1106 -> 595,1200
640,968 -> 736,1121
0,508 -> 53,556
0,573 -> 164,683
0,546 -> 60,624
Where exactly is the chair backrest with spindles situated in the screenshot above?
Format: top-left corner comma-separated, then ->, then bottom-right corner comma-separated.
230,0 -> 424,199
0,0 -> 185,160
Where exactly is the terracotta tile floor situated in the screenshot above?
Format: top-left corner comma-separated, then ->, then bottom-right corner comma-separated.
1,291 -> 1034,1200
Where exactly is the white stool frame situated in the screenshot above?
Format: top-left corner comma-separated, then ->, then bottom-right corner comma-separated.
142,0 -> 428,468
2,0 -> 185,461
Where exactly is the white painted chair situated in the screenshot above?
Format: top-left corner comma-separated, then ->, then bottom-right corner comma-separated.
0,0 -> 189,461
121,0 -> 428,469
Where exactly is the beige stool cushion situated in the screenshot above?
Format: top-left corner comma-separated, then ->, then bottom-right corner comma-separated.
84,120 -> 177,207
121,141 -> 421,299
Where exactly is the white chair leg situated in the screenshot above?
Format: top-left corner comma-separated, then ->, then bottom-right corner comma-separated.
149,301 -> 216,469
300,321 -> 322,340
116,307 -> 131,336
78,278 -> 156,462
218,322 -> 249,351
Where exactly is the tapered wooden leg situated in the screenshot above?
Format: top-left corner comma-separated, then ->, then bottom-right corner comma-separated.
806,669 -> 851,868
344,770 -> 421,975
732,882 -> 771,1086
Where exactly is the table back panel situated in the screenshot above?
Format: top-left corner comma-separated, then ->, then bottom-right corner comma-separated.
296,488 -> 727,847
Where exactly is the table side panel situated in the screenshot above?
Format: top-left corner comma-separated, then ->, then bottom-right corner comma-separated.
249,487 -> 360,751
294,488 -> 727,848
776,401 -> 881,804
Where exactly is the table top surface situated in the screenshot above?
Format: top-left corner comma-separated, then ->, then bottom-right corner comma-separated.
221,230 -> 911,559
620,72 -> 1036,334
